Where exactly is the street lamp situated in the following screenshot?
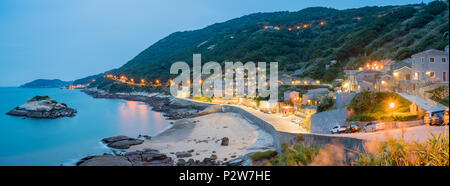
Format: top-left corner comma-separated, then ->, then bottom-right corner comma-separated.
389,102 -> 396,123
389,102 -> 395,109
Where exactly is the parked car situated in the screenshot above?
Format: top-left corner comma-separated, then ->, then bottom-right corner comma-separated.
263,110 -> 272,114
430,111 -> 445,126
363,121 -> 385,132
291,118 -> 303,124
331,125 -> 347,134
425,110 -> 445,126
346,125 -> 361,133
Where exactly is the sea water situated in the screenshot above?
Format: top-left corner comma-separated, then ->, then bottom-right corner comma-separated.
0,87 -> 171,166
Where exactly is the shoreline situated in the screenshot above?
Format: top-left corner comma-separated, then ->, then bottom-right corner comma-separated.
77,88 -> 275,166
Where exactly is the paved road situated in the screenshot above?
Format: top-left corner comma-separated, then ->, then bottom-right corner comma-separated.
232,105 -> 307,133
337,125 -> 448,142
180,97 -> 447,142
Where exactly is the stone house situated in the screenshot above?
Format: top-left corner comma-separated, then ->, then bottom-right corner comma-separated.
302,88 -> 329,105
375,74 -> 394,92
283,91 -> 300,103
411,47 -> 449,83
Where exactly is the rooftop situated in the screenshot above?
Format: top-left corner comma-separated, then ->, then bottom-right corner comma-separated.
412,49 -> 449,57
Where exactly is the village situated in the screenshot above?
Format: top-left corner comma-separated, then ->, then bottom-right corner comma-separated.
96,45 -> 449,139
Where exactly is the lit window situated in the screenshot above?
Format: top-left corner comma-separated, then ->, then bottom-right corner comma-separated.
430,58 -> 434,63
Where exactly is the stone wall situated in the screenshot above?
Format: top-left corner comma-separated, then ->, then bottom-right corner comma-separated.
278,132 -> 366,163
335,92 -> 357,108
310,108 -> 347,134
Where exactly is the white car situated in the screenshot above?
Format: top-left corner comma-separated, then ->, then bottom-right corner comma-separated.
363,122 -> 385,132
291,118 -> 303,124
331,125 -> 347,134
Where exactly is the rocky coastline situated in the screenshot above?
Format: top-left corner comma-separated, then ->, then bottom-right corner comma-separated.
76,88 -> 263,166
6,96 -> 77,119
82,88 -> 208,120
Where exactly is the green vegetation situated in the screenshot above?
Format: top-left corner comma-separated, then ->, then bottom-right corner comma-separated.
347,91 -> 417,122
266,143 -> 321,166
355,132 -> 449,166
193,96 -> 212,102
303,117 -> 311,132
250,150 -> 278,161
98,1 -> 448,90
20,79 -> 71,88
317,96 -> 335,112
89,77 -> 169,94
428,86 -> 449,107
32,96 -> 51,101
267,132 -> 449,166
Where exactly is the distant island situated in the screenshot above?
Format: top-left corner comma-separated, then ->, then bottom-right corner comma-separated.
20,79 -> 72,88
6,96 -> 77,119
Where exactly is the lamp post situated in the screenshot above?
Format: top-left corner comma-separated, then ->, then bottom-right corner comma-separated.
389,102 -> 395,122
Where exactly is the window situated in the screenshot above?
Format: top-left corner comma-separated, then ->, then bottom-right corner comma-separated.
430,58 -> 434,62
443,58 -> 447,63
429,71 -> 435,78
444,72 -> 447,82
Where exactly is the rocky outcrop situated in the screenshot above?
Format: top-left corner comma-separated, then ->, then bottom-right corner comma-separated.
82,89 -> 210,120
77,149 -> 173,166
101,136 -> 144,149
6,96 -> 76,119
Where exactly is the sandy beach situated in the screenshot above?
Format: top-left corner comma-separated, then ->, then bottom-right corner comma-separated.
128,112 -> 274,163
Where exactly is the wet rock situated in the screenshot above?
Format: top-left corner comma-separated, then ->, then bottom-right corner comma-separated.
78,154 -> 132,166
175,151 -> 192,158
176,159 -> 186,166
143,135 -> 152,140
142,152 -> 167,162
101,136 -> 144,149
107,139 -> 144,149
102,136 -> 133,144
186,159 -> 195,166
210,154 -> 218,160
224,158 -> 244,166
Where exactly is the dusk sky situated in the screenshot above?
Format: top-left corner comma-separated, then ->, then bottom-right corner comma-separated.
0,0 -> 432,86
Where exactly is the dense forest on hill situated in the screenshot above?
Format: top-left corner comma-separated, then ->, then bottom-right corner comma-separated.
88,1 -> 449,92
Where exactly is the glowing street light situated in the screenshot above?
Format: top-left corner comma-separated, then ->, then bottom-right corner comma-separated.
389,102 -> 395,109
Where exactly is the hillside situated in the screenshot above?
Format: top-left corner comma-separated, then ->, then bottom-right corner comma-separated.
91,1 -> 449,91
20,79 -> 72,88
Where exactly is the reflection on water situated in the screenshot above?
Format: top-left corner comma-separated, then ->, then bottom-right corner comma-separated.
0,88 -> 172,165
117,100 -> 172,136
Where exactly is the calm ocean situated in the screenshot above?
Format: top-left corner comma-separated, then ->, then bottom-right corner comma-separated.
0,87 -> 171,166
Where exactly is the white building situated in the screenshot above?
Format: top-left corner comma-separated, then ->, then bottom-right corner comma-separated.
411,46 -> 449,83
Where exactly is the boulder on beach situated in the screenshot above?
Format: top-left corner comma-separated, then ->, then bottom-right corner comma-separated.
175,151 -> 192,158
221,137 -> 229,146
